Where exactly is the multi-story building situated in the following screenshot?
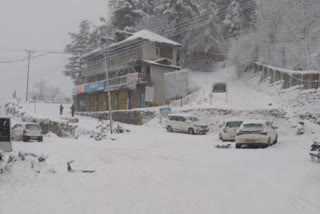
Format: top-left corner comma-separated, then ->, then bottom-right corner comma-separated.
73,30 -> 181,112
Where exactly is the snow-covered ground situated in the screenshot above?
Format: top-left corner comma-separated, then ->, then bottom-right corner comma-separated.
1,65 -> 320,214
1,126 -> 320,214
172,66 -> 279,110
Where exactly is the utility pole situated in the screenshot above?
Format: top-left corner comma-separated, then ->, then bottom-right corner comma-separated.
25,50 -> 33,102
104,52 -> 113,134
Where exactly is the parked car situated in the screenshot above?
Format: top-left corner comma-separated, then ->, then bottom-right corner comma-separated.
235,120 -> 278,148
219,119 -> 243,141
166,114 -> 209,135
11,122 -> 43,142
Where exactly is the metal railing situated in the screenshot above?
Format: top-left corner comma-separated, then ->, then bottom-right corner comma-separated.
107,73 -> 149,88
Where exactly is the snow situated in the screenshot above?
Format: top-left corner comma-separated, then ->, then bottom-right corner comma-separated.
1,125 -> 320,214
243,69 -> 320,123
1,64 -> 320,214
172,66 -> 280,110
109,29 -> 181,48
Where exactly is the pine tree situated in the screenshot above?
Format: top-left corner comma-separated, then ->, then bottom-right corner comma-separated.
223,0 -> 244,40
184,1 -> 225,53
64,20 -> 92,84
183,0 -> 226,65
155,0 -> 200,25
111,0 -> 154,30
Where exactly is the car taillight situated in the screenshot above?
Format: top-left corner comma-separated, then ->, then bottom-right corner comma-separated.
258,132 -> 268,135
223,128 -> 227,133
23,130 -> 27,135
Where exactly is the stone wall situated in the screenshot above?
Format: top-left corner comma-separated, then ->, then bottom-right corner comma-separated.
77,110 -> 156,125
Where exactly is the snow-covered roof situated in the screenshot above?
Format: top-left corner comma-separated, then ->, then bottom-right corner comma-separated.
109,30 -> 181,48
143,60 -> 181,69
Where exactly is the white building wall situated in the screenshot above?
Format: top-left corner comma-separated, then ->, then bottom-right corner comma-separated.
150,65 -> 178,105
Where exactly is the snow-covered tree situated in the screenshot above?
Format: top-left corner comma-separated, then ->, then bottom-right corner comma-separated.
183,1 -> 226,57
64,20 -> 92,84
223,0 -> 244,40
110,0 -> 154,30
135,15 -> 175,36
155,0 -> 200,25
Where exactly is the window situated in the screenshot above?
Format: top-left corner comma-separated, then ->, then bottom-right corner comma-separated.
26,124 -> 40,130
188,117 -> 199,122
156,44 -> 173,59
226,121 -> 243,128
179,117 -> 186,122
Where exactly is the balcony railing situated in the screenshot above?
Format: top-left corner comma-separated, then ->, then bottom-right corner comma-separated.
107,73 -> 148,89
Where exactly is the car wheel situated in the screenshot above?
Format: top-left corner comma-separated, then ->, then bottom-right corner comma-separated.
219,133 -> 224,141
236,144 -> 241,149
274,135 -> 278,144
188,128 -> 195,135
167,126 -> 173,132
38,136 -> 43,142
23,136 -> 28,142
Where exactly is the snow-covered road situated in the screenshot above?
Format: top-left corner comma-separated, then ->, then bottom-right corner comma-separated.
1,125 -> 319,214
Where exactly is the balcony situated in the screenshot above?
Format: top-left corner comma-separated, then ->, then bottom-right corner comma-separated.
106,73 -> 149,90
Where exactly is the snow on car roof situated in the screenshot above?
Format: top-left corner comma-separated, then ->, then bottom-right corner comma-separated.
242,120 -> 266,125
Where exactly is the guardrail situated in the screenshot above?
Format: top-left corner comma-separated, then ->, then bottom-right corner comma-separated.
247,63 -> 320,90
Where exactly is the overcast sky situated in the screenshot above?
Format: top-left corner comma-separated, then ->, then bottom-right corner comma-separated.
0,0 -> 108,108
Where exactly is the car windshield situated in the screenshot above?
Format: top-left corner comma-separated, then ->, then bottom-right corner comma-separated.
241,124 -> 264,132
26,124 -> 40,130
226,121 -> 243,128
188,117 -> 199,122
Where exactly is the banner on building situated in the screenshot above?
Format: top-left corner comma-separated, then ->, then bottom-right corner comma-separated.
84,81 -> 105,93
126,73 -> 139,83
164,70 -> 188,100
76,85 -> 85,94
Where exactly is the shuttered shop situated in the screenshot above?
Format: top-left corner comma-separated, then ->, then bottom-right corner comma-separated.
130,89 -> 140,109
88,94 -> 97,112
97,92 -> 107,111
118,91 -> 128,110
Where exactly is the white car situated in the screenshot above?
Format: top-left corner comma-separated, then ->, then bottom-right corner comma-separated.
11,122 -> 43,142
235,120 -> 278,149
166,114 -> 209,135
219,119 -> 243,141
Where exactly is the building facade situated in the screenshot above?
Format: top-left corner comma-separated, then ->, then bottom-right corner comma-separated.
73,30 -> 181,112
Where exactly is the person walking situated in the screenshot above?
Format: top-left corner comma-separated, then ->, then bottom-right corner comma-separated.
60,104 -> 64,116
70,104 -> 75,117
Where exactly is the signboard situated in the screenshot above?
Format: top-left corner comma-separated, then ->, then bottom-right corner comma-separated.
84,81 -> 105,93
212,82 -> 227,93
76,85 -> 85,94
0,118 -> 12,152
164,71 -> 188,100
160,107 -> 171,117
145,87 -> 154,102
126,73 -> 139,83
